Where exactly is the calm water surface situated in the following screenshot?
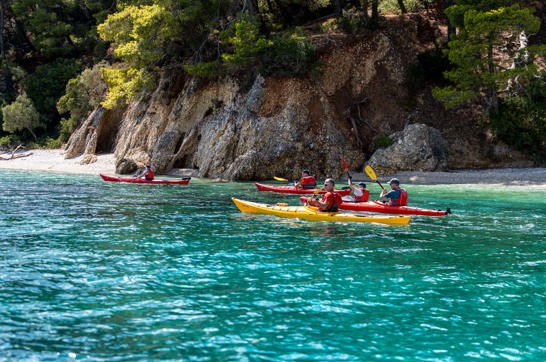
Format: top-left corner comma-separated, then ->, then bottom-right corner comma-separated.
1,170 -> 545,361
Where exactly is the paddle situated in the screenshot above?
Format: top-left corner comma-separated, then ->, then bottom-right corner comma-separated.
274,176 -> 288,182
342,158 -> 351,179
364,165 -> 385,190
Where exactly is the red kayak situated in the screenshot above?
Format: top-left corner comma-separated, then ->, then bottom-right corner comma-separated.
100,173 -> 191,185
300,197 -> 450,216
255,182 -> 351,196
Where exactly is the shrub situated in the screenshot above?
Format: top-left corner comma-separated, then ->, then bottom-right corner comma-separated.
2,94 -> 43,141
259,30 -> 316,77
23,59 -> 81,121
491,94 -> 546,163
374,134 -> 394,149
57,62 -> 107,122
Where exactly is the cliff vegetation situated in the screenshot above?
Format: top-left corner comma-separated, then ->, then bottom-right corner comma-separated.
1,0 -> 545,179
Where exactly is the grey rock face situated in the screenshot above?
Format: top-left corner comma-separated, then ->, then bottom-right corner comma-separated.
368,123 -> 449,174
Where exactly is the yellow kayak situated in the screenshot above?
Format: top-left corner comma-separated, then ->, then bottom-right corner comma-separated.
232,198 -> 411,226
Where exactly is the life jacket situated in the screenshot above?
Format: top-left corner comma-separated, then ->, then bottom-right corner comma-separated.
145,169 -> 154,181
398,188 -> 408,206
354,189 -> 370,202
324,192 -> 343,212
390,188 -> 408,206
300,176 -> 317,189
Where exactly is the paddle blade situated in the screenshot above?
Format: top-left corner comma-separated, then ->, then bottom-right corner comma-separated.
342,158 -> 348,171
365,165 -> 384,190
364,165 -> 377,181
274,176 -> 288,182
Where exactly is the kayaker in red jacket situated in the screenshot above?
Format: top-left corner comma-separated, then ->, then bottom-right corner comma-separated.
136,165 -> 155,181
295,169 -> 317,189
308,178 -> 343,212
380,178 -> 408,206
347,176 -> 370,202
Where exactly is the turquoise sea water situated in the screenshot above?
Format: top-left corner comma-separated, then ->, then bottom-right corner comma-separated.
1,170 -> 545,362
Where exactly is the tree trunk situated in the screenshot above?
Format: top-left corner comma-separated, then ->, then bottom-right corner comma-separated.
397,0 -> 407,14
444,0 -> 456,40
486,34 -> 498,113
27,127 -> 38,142
331,0 -> 343,17
0,0 -> 5,61
371,0 -> 379,22
362,0 -> 369,20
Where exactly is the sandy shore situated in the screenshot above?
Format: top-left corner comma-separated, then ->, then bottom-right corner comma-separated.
0,149 -> 116,175
0,149 -> 544,186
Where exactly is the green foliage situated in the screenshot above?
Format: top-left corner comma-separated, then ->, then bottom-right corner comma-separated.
0,134 -> 22,148
379,0 -> 430,14
98,4 -> 175,68
43,136 -> 64,149
434,4 -> 544,111
11,0 -> 107,60
259,30 -> 316,77
58,117 -> 79,143
373,134 -> 393,149
2,93 -> 43,140
183,62 -> 225,80
221,16 -> 273,73
97,4 -> 176,107
100,65 -> 157,109
57,62 -> 107,125
337,8 -> 363,34
23,59 -> 81,122
490,76 -> 546,163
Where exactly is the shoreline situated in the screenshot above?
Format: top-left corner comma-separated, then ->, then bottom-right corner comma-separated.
0,149 -> 544,186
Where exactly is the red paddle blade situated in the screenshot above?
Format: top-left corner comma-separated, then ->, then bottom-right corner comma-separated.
342,158 -> 348,171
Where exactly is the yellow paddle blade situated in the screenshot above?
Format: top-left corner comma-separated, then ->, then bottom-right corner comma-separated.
274,176 -> 288,182
364,165 -> 377,181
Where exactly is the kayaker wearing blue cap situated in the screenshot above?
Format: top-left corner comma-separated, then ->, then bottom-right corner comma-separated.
380,178 -> 408,206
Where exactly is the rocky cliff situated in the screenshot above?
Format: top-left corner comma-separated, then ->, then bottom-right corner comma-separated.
65,13 -> 533,180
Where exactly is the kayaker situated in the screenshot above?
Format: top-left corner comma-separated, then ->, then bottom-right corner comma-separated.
380,178 -> 408,206
294,169 -> 317,189
135,165 -> 155,181
347,176 -> 370,202
308,178 -> 343,212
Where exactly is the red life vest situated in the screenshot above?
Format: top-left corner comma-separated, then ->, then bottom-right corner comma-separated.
299,176 -> 317,189
398,188 -> 408,206
354,189 -> 370,202
145,169 -> 155,180
322,192 -> 343,212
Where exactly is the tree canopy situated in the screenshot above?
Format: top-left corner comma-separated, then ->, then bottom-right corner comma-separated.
0,0 -> 544,163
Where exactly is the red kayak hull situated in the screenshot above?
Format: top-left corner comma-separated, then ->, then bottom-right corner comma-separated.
300,197 -> 449,216
256,182 -> 351,196
100,173 -> 190,185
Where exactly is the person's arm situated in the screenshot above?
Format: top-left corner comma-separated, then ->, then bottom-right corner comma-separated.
348,176 -> 354,191
353,187 -> 363,197
379,189 -> 390,202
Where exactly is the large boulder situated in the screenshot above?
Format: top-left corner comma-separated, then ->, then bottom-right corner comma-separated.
367,123 -> 449,174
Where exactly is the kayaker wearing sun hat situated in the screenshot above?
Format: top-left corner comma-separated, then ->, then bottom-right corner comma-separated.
380,178 -> 408,206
